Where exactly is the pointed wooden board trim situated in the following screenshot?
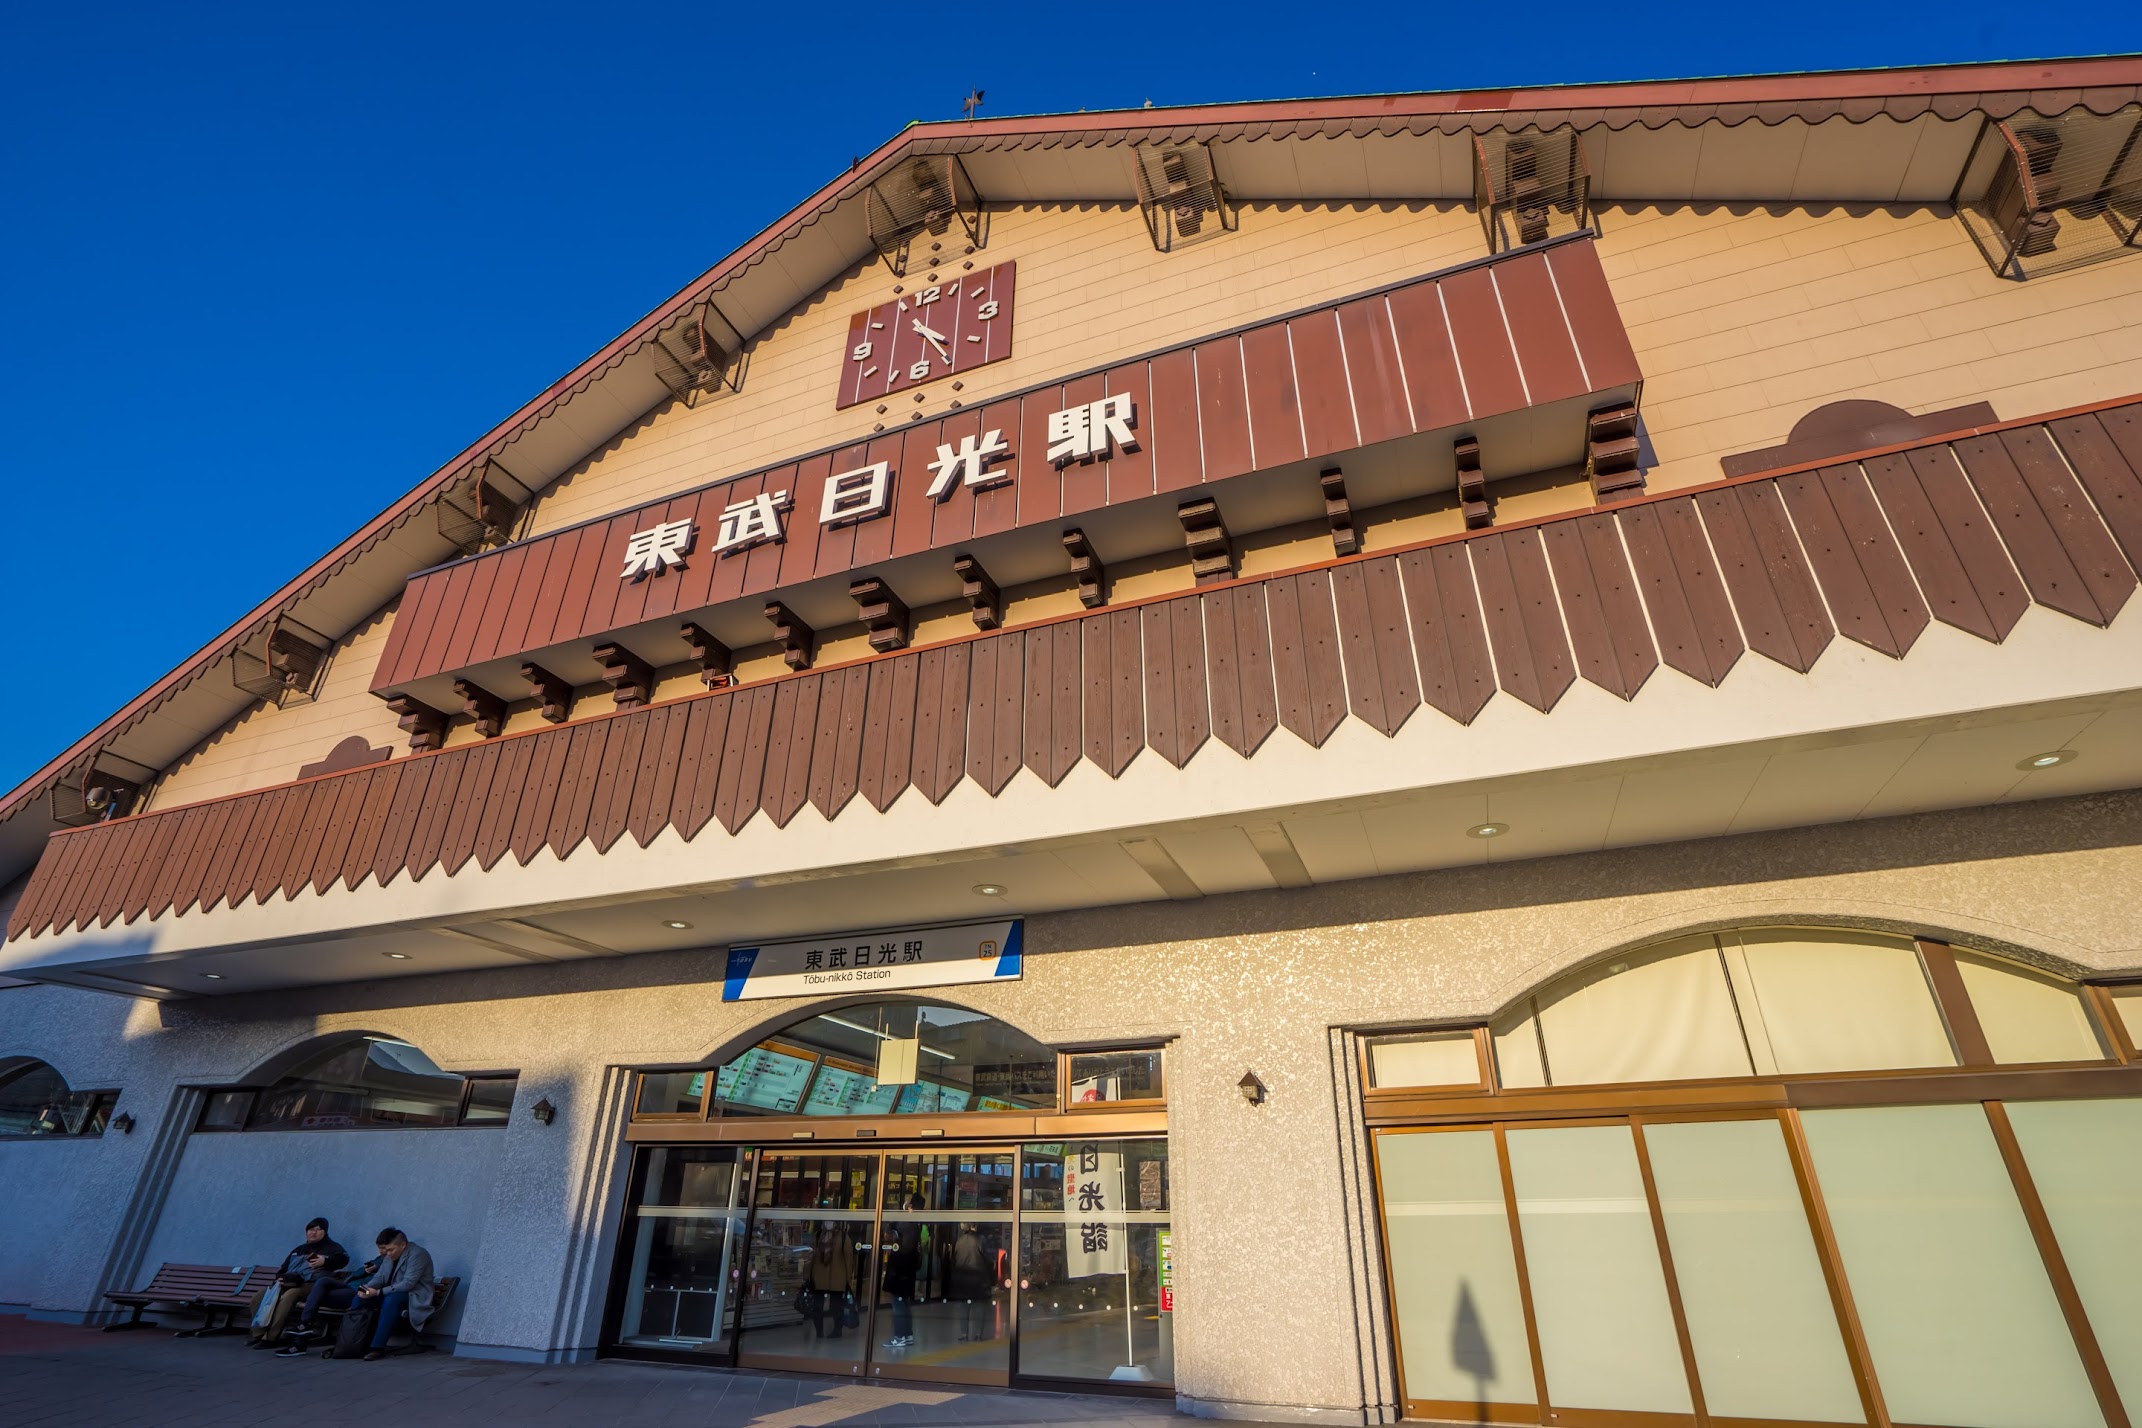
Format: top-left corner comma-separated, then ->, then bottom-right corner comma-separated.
14,398 -> 2142,944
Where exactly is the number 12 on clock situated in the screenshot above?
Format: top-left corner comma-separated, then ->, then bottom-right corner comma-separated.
836,259 -> 1016,409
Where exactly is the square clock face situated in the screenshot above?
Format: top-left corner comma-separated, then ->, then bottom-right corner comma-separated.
835,259 -> 1015,409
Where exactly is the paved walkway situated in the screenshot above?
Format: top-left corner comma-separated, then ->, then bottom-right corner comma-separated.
0,1317 -> 1211,1428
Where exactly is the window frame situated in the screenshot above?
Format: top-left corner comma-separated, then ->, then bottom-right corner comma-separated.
0,1061 -> 120,1141
1060,1046 -> 1169,1112
1358,1028 -> 1493,1095
187,1039 -> 520,1134
1360,929 -> 2142,1122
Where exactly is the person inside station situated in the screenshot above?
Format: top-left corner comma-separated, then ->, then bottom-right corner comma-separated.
276,1226 -> 436,1361
248,1216 -> 348,1349
801,1220 -> 856,1340
880,1196 -> 924,1350
949,1223 -> 992,1342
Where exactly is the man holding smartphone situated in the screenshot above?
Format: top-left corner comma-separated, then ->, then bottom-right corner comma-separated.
248,1217 -> 348,1349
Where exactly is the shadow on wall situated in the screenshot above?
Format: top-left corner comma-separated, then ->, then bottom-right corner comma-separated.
131,1126 -> 504,1339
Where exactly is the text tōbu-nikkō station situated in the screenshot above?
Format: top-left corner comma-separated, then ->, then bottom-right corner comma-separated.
8,56 -> 2142,1428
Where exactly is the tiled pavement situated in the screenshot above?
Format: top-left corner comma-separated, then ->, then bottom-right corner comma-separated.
0,1316 -> 1218,1428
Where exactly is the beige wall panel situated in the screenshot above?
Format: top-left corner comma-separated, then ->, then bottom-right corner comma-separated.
147,603 -> 407,810
1602,204 -> 2142,492
523,202 -> 1487,535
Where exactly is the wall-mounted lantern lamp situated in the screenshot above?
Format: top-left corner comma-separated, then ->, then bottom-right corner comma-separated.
110,1112 -> 136,1135
531,1097 -> 556,1126
1237,1071 -> 1267,1106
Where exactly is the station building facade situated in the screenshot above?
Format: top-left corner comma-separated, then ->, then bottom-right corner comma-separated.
5,56 -> 2142,1428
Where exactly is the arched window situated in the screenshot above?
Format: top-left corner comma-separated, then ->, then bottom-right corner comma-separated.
0,1059 -> 117,1138
635,1001 -> 1081,1120
1368,927 -> 2117,1091
194,1035 -> 518,1132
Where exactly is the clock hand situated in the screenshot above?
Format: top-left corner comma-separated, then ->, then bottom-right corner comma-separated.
911,319 -> 951,362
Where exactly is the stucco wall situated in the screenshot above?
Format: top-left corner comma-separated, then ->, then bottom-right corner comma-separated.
0,790 -> 2137,1414
135,1125 -> 505,1337
0,1136 -> 105,1311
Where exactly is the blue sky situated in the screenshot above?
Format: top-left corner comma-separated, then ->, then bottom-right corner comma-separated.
2,4 -> 2137,794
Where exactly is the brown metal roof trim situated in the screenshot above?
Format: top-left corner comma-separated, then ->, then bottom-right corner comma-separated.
11,391 -> 2140,948
6,56 -> 2135,832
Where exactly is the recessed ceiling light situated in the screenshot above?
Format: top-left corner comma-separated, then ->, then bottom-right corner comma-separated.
2017,750 -> 2077,771
972,883 -> 1006,897
663,920 -> 693,930
201,973 -> 224,980
384,952 -> 410,960
1467,822 -> 1509,839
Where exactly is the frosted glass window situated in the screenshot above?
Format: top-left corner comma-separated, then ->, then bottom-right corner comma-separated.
1369,1034 -> 1480,1089
2006,1098 -> 2142,1417
1955,953 -> 2105,1064
1643,1119 -> 1863,1424
1532,937 -> 1753,1085
1506,1125 -> 1691,1416
1491,1008 -> 1547,1089
1801,1104 -> 2099,1428
1733,930 -> 1955,1073
1375,1131 -> 1536,1408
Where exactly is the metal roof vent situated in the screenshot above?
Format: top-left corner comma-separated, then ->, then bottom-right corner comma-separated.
1957,107 -> 2142,279
1473,128 -> 1591,254
648,301 -> 747,407
436,458 -> 531,556
1133,142 -> 1235,252
866,155 -> 983,276
231,615 -> 331,704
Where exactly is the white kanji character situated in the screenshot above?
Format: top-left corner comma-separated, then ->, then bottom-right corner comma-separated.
712,489 -> 792,554
820,462 -> 892,527
619,517 -> 695,580
925,428 -> 1011,500
1047,394 -> 1138,465
1094,393 -> 1138,453
1046,403 -> 1094,464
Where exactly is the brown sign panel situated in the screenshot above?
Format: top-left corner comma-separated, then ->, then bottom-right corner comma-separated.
371,237 -> 1641,697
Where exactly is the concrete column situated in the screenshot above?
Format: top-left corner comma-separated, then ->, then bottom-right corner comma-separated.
451,1059 -> 634,1362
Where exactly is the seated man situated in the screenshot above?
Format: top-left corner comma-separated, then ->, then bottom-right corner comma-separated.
277,1226 -> 436,1361
248,1216 -> 348,1349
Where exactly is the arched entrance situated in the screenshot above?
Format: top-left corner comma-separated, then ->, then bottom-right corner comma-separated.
601,1001 -> 1172,1393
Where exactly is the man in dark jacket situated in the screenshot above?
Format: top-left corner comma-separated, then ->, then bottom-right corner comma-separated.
248,1217 -> 348,1348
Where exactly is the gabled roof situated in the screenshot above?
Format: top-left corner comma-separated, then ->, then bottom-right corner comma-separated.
5,54 -> 2139,872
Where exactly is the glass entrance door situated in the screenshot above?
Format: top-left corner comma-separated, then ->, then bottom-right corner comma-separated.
872,1150 -> 1016,1383
737,1153 -> 882,1375
609,1138 -> 1175,1393
734,1149 -> 1019,1386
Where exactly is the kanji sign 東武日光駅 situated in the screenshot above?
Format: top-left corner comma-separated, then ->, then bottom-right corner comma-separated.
616,396 -> 1137,578
721,919 -> 1022,1001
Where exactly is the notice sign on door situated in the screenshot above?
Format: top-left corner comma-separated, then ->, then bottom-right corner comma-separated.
721,919 -> 1022,1001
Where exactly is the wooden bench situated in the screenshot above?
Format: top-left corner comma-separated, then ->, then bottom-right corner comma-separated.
103,1262 -> 282,1335
312,1275 -> 460,1358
